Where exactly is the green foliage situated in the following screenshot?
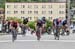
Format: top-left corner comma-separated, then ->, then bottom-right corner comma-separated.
71,0 -> 75,7
17,18 -> 23,23
0,0 -> 5,8
6,0 -> 49,2
6,17 -> 53,30
28,21 -> 35,30
46,20 -> 53,29
27,20 -> 53,30
6,0 -> 19,2
6,17 -> 22,23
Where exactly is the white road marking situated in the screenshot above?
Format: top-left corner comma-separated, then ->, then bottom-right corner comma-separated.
0,40 -> 75,43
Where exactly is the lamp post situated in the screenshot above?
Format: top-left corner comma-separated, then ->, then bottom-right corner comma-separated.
66,0 -> 71,29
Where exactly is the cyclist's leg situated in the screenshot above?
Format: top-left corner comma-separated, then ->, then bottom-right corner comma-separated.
54,28 -> 57,39
11,28 -> 15,42
22,29 -> 26,35
55,27 -> 59,40
57,28 -> 60,40
36,26 -> 41,40
36,26 -> 39,40
61,26 -> 65,35
12,28 -> 17,41
15,28 -> 18,40
40,27 -> 42,37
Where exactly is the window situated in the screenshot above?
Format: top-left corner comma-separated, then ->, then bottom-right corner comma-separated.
48,17 -> 52,20
21,5 -> 25,8
42,5 -> 46,8
48,5 -> 52,8
59,11 -> 64,14
21,11 -> 25,14
59,17 -> 64,19
34,17 -> 38,19
48,11 -> 52,14
29,17 -> 32,20
21,17 -> 24,19
28,11 -> 32,14
49,17 -> 50,19
7,5 -> 10,8
14,11 -> 18,14
28,5 -> 32,8
7,11 -> 11,14
34,5 -> 38,8
34,11 -> 38,14
42,11 -> 46,14
59,5 -> 64,8
14,5 -> 18,8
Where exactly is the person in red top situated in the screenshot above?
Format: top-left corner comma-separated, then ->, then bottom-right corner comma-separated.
11,20 -> 18,42
11,21 -> 18,29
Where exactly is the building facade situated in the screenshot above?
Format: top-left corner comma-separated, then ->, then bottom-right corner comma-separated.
70,8 -> 75,25
5,2 -> 66,21
0,8 -> 4,20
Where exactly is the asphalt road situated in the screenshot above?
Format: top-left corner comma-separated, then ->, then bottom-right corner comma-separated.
0,33 -> 75,41
0,32 -> 75,49
0,41 -> 75,49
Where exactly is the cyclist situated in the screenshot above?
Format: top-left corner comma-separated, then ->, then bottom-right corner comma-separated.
41,17 -> 47,34
53,18 -> 61,40
11,20 -> 18,42
61,20 -> 69,35
36,18 -> 43,40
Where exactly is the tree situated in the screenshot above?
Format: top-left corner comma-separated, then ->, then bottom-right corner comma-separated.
0,0 -> 5,8
71,0 -> 75,7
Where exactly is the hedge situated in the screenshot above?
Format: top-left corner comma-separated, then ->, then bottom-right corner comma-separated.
46,20 -> 53,28
28,21 -> 36,30
6,17 -> 22,23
